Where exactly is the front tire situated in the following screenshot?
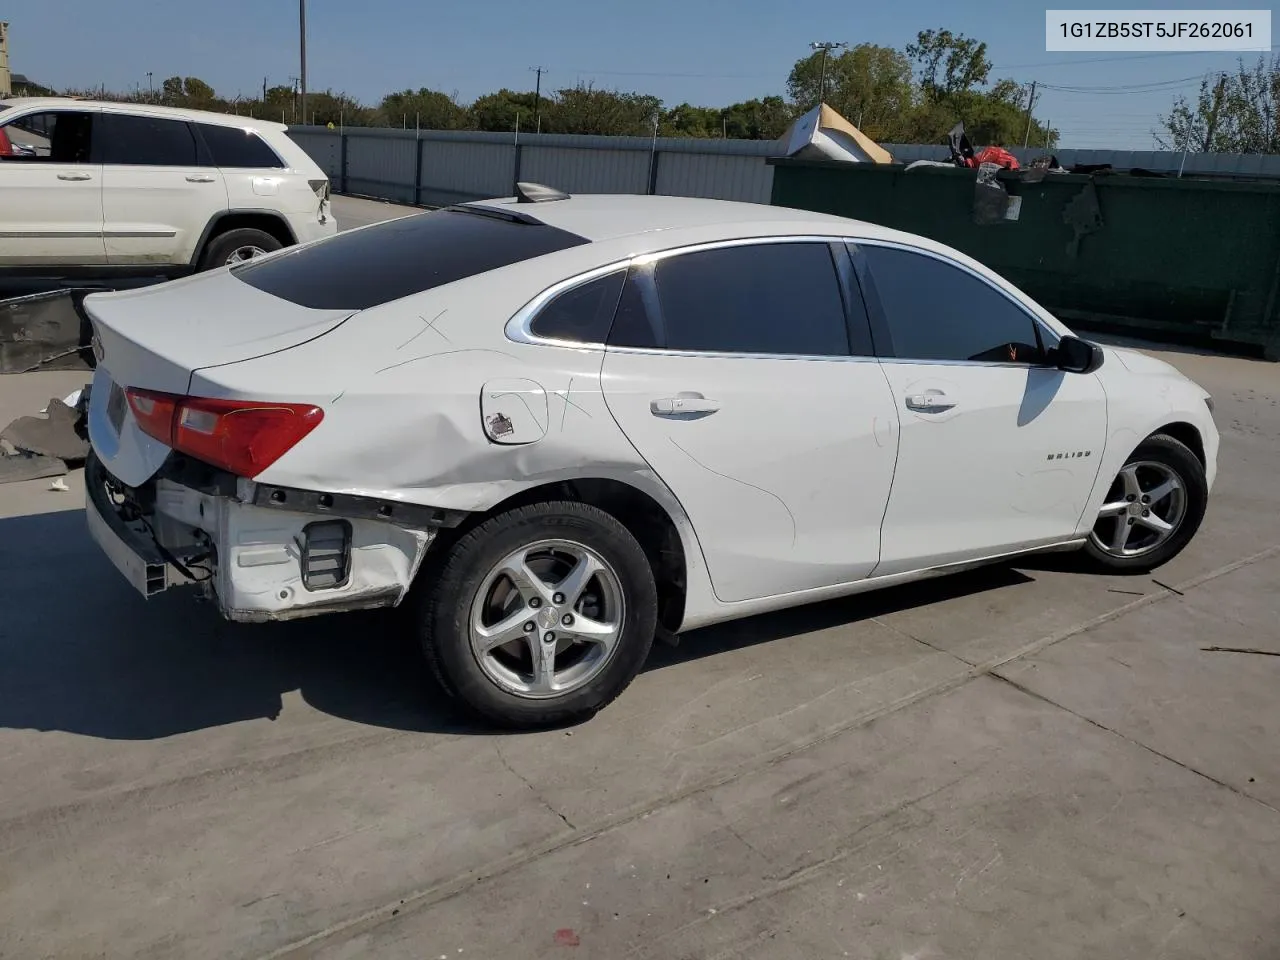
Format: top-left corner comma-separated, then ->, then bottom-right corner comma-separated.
419,501 -> 658,729
1083,433 -> 1207,573
199,227 -> 283,270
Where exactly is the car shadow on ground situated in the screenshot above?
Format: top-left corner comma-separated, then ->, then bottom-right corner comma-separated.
0,508 -> 1032,741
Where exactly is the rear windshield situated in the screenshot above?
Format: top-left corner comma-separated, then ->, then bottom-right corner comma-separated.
233,208 -> 590,310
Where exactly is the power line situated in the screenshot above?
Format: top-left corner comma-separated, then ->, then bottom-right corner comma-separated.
993,48 -> 1277,70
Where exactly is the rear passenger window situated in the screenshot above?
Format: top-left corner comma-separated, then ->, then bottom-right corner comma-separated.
530,271 -> 625,343
651,243 -> 850,356
0,111 -> 94,163
198,124 -> 283,168
100,114 -> 198,166
859,245 -> 1046,364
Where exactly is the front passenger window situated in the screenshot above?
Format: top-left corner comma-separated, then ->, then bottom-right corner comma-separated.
858,244 -> 1047,364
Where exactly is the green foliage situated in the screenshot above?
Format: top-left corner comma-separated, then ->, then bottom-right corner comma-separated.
906,29 -> 990,100
470,89 -> 541,132
1158,56 -> 1280,153
378,88 -> 466,129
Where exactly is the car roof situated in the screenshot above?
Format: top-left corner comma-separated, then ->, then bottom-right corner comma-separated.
0,97 -> 287,133
463,193 -> 872,244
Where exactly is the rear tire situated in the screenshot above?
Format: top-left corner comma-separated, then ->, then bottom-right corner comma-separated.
419,501 -> 658,729
199,228 -> 283,270
1082,433 -> 1207,573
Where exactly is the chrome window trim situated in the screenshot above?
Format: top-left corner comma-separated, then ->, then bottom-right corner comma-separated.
505,234 -> 858,358
848,236 -> 1064,365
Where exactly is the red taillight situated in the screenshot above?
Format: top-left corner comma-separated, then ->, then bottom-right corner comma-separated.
0,127 -> 12,157
126,389 -> 323,479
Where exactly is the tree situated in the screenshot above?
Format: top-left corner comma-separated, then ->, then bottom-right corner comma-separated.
1158,56 -> 1280,153
722,97 -> 793,139
470,89 -> 541,132
906,29 -> 991,100
787,44 -> 913,137
378,88 -> 467,130
544,84 -> 661,136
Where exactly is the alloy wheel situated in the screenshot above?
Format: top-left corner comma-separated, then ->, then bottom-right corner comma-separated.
1089,460 -> 1187,558
468,539 -> 626,699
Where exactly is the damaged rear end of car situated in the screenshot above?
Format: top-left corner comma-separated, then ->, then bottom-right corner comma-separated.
82,205 -> 596,623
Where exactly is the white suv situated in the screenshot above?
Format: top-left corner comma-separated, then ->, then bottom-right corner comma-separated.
0,98 -> 336,280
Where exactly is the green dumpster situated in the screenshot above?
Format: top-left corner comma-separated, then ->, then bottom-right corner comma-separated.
768,158 -> 1280,359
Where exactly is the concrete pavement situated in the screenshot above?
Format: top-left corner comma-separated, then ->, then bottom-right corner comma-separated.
0,202 -> 1277,959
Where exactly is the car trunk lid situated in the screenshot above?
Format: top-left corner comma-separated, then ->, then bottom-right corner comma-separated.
85,268 -> 354,486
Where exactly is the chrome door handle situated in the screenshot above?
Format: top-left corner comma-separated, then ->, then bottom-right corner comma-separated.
185,175 -> 217,183
651,396 -> 721,416
905,393 -> 955,412
57,172 -> 92,181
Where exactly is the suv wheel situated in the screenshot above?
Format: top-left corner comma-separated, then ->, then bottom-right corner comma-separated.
199,228 -> 283,270
419,501 -> 658,729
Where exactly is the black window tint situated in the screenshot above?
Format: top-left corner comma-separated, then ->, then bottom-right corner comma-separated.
235,208 -> 590,310
0,111 -> 93,163
101,113 -> 197,166
530,271 -> 625,343
861,245 -> 1044,364
198,123 -> 283,168
652,243 -> 850,356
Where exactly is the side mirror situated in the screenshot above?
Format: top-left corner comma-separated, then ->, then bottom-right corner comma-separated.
1052,335 -> 1104,374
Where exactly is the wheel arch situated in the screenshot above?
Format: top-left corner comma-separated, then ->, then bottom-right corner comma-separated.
191,210 -> 297,266
1151,420 -> 1205,467
430,477 -> 691,635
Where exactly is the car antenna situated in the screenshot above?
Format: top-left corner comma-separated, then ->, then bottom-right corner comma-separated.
515,182 -> 570,203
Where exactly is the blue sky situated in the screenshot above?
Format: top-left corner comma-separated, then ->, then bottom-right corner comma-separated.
6,0 -> 1272,149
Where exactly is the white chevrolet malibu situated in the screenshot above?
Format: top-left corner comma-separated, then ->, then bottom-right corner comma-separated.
84,186 -> 1219,727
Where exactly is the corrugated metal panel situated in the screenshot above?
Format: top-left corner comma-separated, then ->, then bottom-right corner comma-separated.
344,134 -> 417,203
654,152 -> 773,203
287,130 -> 342,178
420,140 -> 515,205
520,146 -> 650,194
283,126 -> 1280,211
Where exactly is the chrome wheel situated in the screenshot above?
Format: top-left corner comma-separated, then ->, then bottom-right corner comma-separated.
1090,460 -> 1187,559
468,539 -> 625,700
225,245 -> 268,264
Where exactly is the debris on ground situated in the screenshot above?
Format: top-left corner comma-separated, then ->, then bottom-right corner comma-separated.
0,390 -> 91,486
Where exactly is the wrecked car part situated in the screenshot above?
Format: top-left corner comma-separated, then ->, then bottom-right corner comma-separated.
87,451 -> 438,622
0,289 -> 96,374
0,397 -> 90,462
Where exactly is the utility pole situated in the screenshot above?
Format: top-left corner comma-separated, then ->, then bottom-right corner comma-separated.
299,0 -> 308,126
809,41 -> 846,108
1202,72 -> 1227,152
146,71 -> 153,100
263,76 -> 268,101
1022,80 -> 1038,148
530,66 -> 546,133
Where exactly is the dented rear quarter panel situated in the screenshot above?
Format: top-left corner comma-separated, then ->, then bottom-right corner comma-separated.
186,241 -> 718,626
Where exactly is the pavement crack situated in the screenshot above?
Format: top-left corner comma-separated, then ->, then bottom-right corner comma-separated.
989,672 -> 1280,816
870,615 -> 976,666
494,743 -> 575,831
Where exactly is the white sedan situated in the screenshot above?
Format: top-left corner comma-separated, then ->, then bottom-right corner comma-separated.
83,186 -> 1218,728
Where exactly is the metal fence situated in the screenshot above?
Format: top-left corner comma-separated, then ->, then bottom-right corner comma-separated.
288,126 -> 779,206
287,125 -> 1280,208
